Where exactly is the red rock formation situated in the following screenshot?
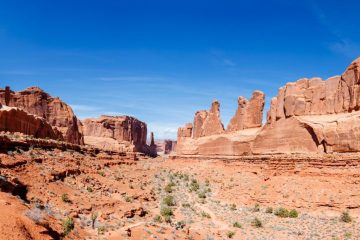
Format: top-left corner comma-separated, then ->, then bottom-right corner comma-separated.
154,140 -> 177,154
5,86 -> 10,106
267,57 -> 360,124
177,57 -> 360,156
202,100 -> 225,136
0,106 -> 63,140
192,100 -> 224,138
82,115 -> 156,155
0,87 -> 83,145
227,91 -> 265,132
256,57 -> 360,154
177,123 -> 193,139
150,132 -> 155,146
177,97 -> 263,156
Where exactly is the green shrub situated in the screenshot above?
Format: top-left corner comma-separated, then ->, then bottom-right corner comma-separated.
174,221 -> 186,230
233,221 -> 242,228
189,179 -> 200,192
289,209 -> 299,218
265,207 -> 273,214
251,218 -> 263,228
205,179 -> 210,186
182,203 -> 191,208
230,204 -> 237,211
62,217 -> 74,236
164,184 -> 173,193
201,211 -> 211,219
124,195 -> 132,202
153,215 -> 163,223
98,171 -> 105,177
86,186 -> 93,192
97,226 -> 106,235
163,195 -> 175,206
198,191 -> 206,199
340,211 -> 352,223
227,231 -> 235,238
253,203 -> 260,212
274,207 -> 289,218
160,207 -> 173,217
61,193 -> 71,203
164,215 -> 172,223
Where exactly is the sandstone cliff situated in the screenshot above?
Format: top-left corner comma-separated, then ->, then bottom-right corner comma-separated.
177,91 -> 264,156
177,57 -> 360,156
0,105 -> 63,140
193,100 -> 225,138
0,87 -> 84,145
227,91 -> 265,132
82,115 -> 156,155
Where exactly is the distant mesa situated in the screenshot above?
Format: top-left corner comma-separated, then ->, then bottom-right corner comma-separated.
82,115 -> 157,156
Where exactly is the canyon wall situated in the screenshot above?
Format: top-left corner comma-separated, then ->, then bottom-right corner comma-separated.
0,87 -> 84,145
82,115 -> 156,155
0,105 -> 63,140
177,57 -> 360,156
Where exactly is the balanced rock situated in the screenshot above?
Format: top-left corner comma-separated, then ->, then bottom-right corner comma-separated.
0,87 -> 83,145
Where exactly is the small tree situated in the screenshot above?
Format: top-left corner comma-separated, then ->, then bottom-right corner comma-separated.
62,217 -> 74,236
91,212 -> 98,229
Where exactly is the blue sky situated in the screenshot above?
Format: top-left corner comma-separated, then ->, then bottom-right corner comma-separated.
0,0 -> 359,139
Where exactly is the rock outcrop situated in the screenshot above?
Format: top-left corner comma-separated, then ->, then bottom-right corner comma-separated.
227,91 -> 265,132
177,57 -> 360,156
0,105 -> 63,140
177,92 -> 264,156
154,140 -> 177,155
267,57 -> 360,124
0,87 -> 84,145
193,100 -> 225,138
82,115 -> 156,155
256,57 -> 360,154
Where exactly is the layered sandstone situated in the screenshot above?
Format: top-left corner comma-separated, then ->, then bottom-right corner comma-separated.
0,87 -> 83,145
0,105 -> 63,140
193,100 -> 225,138
82,115 -> 155,155
177,91 -> 264,156
227,91 -> 265,131
177,57 -> 360,156
256,57 -> 360,154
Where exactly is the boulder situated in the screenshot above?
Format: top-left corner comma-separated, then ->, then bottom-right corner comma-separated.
0,87 -> 83,145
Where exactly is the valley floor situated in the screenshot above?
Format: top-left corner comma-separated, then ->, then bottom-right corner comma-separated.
0,148 -> 359,240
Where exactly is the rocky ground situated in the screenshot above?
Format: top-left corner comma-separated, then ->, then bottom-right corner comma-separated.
0,144 -> 359,239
